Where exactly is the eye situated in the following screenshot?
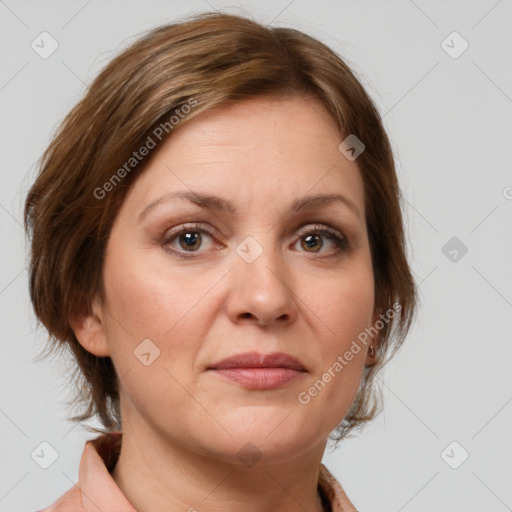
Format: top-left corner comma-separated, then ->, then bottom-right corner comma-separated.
294,224 -> 349,256
162,223 -> 217,257
162,222 -> 349,259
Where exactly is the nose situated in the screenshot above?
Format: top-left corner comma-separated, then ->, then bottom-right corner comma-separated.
225,239 -> 299,328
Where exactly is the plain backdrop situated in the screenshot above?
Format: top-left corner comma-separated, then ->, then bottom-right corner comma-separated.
1,1 -> 511,511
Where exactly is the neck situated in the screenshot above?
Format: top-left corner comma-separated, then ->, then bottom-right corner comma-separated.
111,422 -> 328,512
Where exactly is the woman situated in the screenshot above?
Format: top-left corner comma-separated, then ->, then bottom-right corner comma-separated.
26,11 -> 416,511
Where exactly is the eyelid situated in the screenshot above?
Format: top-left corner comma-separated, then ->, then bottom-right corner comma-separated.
294,222 -> 344,239
162,222 -> 215,244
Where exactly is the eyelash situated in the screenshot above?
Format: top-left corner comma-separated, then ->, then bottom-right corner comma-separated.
162,223 -> 350,259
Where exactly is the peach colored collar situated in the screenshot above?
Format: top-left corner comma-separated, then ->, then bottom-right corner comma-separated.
42,431 -> 357,511
78,431 -> 135,511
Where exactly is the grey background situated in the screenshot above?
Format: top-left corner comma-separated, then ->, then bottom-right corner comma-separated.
1,0 -> 511,510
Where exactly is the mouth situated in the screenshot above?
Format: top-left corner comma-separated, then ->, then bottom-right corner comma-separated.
207,351 -> 307,390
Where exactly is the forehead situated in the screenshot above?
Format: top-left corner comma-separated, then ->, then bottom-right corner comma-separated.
120,96 -> 366,223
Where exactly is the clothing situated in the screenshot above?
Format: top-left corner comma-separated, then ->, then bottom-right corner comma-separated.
37,431 -> 357,511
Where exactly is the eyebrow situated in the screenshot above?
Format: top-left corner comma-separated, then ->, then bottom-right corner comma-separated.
138,190 -> 362,221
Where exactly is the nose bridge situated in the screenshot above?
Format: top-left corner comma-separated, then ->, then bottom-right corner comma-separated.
228,232 -> 297,326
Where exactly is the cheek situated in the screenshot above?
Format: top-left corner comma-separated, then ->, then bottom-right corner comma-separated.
100,244 -> 219,381
102,247 -> 196,340
100,250 -> 207,423
314,258 -> 375,352
300,259 -> 374,412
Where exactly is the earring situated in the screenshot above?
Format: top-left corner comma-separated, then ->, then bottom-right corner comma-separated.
369,345 -> 375,357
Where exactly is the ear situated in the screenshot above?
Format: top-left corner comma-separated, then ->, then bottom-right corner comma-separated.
69,296 -> 111,357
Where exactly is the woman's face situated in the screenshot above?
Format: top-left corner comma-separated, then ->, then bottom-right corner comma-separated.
85,95 -> 377,464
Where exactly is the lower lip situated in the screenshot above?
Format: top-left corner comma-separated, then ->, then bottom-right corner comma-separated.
209,368 -> 305,390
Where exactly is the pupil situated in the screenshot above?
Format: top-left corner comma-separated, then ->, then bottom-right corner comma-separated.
181,232 -> 200,249
304,234 -> 321,250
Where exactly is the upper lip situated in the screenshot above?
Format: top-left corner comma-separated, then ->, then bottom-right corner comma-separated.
208,351 -> 306,371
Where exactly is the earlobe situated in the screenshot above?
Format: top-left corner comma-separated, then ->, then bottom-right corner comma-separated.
69,298 -> 111,357
365,342 -> 378,366
364,310 -> 381,366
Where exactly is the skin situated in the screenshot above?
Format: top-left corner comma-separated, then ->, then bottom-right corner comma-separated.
71,95 -> 379,512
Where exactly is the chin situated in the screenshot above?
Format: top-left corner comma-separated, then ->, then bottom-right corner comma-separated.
206,415 -> 322,465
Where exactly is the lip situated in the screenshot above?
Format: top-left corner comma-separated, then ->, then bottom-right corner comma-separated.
207,351 -> 307,390
208,351 -> 305,371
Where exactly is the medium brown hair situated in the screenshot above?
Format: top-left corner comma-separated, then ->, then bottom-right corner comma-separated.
24,11 -> 417,442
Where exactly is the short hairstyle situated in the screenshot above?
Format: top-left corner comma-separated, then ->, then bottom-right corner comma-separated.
24,11 -> 417,442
